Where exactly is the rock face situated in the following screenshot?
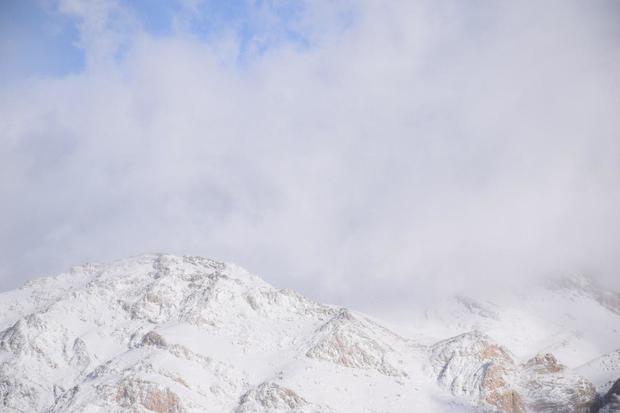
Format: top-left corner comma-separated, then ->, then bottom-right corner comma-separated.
524,353 -> 565,374
520,353 -> 598,413
235,382 -> 332,413
599,379 -> 620,412
430,331 -> 525,413
430,332 -> 599,413
0,254 -> 614,412
113,379 -> 185,413
305,309 -> 406,377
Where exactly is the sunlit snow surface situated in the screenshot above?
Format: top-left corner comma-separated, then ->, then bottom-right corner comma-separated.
0,254 -> 618,412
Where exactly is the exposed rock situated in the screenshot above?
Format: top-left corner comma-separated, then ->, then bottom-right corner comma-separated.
305,309 -> 406,377
605,379 -> 620,399
524,353 -> 565,374
600,399 -> 620,413
430,331 -> 599,413
521,353 -> 597,413
48,385 -> 79,412
0,376 -> 39,412
520,369 -> 597,413
69,337 -> 91,370
600,379 -> 620,412
430,330 -> 525,413
141,331 -> 168,348
245,288 -> 335,320
236,382 -> 331,413
114,379 -> 184,413
0,314 -> 47,356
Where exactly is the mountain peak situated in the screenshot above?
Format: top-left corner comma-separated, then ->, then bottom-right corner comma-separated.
0,255 -> 617,412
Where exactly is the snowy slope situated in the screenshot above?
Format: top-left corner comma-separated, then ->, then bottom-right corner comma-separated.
0,254 -> 617,412
576,349 -> 620,393
403,274 -> 620,369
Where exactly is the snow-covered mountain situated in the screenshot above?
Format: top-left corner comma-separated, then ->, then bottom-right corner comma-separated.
0,254 -> 618,412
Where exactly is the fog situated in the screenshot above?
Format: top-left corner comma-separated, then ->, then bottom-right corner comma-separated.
1,0 -> 619,313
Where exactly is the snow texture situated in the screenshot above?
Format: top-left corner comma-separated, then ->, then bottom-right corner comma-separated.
0,254 -> 617,412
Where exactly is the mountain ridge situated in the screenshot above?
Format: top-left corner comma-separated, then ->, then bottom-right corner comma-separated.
0,253 -> 618,412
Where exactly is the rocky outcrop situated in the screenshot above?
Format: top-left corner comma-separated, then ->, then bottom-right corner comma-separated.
305,309 -> 406,377
524,353 -> 565,374
236,382 -> 331,413
114,379 -> 185,413
0,375 -> 39,412
599,379 -> 620,412
69,337 -> 91,371
430,330 -> 525,413
520,353 -> 597,413
140,330 -> 168,348
430,332 -> 599,413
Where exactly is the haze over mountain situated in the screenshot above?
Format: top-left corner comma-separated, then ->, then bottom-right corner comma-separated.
1,254 -> 619,412
1,0 -> 620,315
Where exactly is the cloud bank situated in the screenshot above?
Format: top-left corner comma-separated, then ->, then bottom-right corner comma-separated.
1,0 -> 619,312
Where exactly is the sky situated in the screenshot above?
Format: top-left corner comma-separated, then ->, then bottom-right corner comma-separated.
1,0 -> 620,313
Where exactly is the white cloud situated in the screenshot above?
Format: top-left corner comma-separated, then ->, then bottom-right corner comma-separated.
56,0 -> 138,68
1,0 -> 619,312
